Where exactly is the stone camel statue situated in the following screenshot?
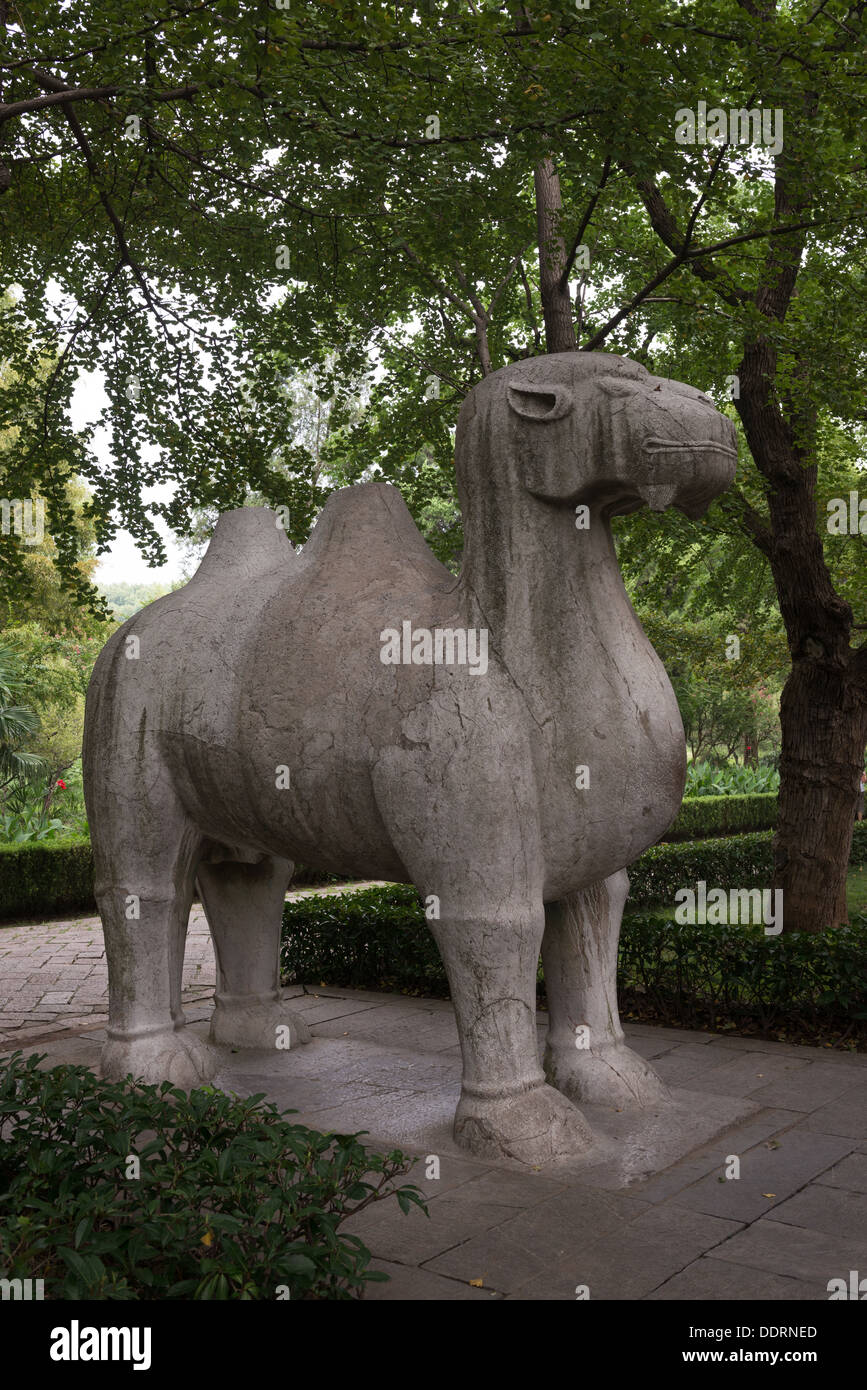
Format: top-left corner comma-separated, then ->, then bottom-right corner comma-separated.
83,351 -> 737,1164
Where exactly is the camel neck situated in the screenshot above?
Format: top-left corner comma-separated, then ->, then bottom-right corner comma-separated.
458,488 -> 632,687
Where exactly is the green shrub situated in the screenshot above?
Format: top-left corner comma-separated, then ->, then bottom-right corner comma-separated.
0,835 -> 94,920
282,883 -> 443,996
685,760 -> 780,796
281,825 -> 867,1032
3,817 -> 864,924
0,1052 -> 425,1300
0,837 -> 348,922
664,793 -> 778,841
619,909 -> 867,1039
626,830 -> 774,907
632,820 -> 867,903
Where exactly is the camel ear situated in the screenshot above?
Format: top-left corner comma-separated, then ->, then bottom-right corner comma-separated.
506,380 -> 573,422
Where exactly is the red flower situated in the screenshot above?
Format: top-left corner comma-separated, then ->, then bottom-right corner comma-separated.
56,779 -> 66,790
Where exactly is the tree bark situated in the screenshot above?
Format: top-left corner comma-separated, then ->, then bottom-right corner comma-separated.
728,84 -> 867,931
775,655 -> 865,929
736,335 -> 867,930
534,157 -> 576,354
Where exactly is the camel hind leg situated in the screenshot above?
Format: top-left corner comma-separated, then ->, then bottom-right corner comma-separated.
196,852 -> 311,1052
95,808 -> 216,1089
541,869 -> 669,1107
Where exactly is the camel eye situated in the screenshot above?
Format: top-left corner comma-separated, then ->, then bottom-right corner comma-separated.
598,377 -> 636,398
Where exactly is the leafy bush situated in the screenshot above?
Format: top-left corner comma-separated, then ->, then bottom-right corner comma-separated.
282,883 -> 443,995
0,835 -> 94,919
0,804 -> 65,845
665,793 -> 778,842
0,837 -> 348,921
685,760 -> 780,796
619,909 -> 867,1041
0,1052 -> 425,1300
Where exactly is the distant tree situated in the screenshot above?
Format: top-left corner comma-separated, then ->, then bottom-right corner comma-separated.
0,640 -> 43,789
98,580 -> 174,621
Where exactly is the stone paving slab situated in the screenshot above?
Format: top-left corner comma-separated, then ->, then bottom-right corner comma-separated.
631,1109 -> 806,1205
502,1207 -> 744,1301
646,1257 -> 830,1301
663,1127 -> 853,1223
798,1083 -> 867,1140
815,1152 -> 867,1193
765,1183 -> 867,1243
707,1216 -> 867,1286
0,909 -> 214,1041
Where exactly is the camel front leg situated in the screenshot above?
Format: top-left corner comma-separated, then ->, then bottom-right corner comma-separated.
541,869 -> 669,1107
431,906 -> 594,1164
372,728 -> 592,1164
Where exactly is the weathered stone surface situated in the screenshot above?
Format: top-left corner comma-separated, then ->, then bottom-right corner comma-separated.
709,1216 -> 867,1284
504,1205 -> 743,1300
664,1128 -> 853,1222
647,1257 -> 829,1301
83,351 -> 736,1160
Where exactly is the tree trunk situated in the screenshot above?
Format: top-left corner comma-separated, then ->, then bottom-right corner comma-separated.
737,339 -> 867,931
775,660 -> 865,929
534,157 -> 576,354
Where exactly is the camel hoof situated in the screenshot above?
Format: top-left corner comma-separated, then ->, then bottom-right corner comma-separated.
545,1042 -> 670,1108
209,997 -> 311,1051
101,1029 -> 217,1089
454,1082 -> 593,1164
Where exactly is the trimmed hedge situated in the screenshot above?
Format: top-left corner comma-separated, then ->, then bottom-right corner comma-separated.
281,887 -> 867,1044
665,792 -> 778,841
282,883 -> 439,995
631,820 -> 867,906
619,911 -> 867,1041
280,821 -> 867,1004
4,817 -> 866,924
0,839 -> 345,922
0,836 -> 93,921
628,829 -> 772,908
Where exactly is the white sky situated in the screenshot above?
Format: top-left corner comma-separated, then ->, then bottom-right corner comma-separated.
71,369 -> 187,587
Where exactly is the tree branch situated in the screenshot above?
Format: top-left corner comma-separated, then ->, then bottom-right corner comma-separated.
559,154 -> 611,290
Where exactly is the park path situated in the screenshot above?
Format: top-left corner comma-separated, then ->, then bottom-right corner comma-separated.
0,882 -> 383,1047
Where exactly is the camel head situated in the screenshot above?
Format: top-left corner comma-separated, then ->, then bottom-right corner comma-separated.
455,351 -> 737,522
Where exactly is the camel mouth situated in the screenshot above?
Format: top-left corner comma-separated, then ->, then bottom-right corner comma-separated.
642,437 -> 737,458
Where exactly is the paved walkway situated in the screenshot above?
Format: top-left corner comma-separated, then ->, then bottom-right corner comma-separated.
0,883 -> 381,1045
